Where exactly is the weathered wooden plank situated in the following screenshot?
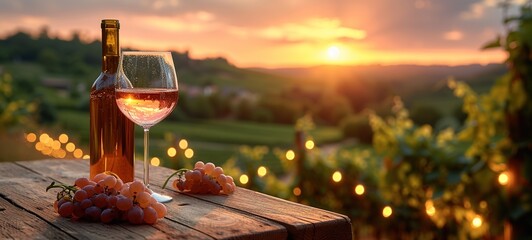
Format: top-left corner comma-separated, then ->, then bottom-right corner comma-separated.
0,161 -> 210,240
16,159 -> 288,240
145,159 -> 353,240
0,194 -> 74,239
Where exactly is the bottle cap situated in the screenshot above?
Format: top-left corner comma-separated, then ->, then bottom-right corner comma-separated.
101,19 -> 120,29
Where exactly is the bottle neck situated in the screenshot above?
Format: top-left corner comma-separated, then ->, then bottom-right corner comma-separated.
101,27 -> 119,73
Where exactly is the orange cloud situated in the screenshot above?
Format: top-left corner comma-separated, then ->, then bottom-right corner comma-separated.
256,18 -> 366,44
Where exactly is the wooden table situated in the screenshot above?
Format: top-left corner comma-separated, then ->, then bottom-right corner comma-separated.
0,159 -> 352,239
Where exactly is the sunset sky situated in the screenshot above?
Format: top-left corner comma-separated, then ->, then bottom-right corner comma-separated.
0,0 -> 522,68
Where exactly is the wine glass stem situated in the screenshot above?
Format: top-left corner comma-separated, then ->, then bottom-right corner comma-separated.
143,127 -> 150,188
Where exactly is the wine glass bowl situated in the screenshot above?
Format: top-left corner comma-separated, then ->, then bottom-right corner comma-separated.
115,51 -> 178,203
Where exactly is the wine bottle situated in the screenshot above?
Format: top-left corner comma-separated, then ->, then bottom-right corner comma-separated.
90,19 -> 135,182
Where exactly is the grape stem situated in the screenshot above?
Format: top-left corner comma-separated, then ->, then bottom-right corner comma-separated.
162,168 -> 188,189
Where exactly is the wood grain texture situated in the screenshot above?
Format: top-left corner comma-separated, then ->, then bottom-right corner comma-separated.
1,159 -> 352,240
142,160 -> 353,240
16,159 -> 288,240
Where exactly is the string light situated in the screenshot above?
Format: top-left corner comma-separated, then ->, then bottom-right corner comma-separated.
286,150 -> 295,161
382,206 -> 392,218
472,215 -> 483,228
184,148 -> 194,159
73,149 -> 83,158
425,200 -> 436,216
498,171 -> 509,186
58,134 -> 69,143
239,174 -> 249,184
332,171 -> 342,182
167,147 -> 177,157
354,184 -> 365,195
26,133 -> 37,142
151,157 -> 160,166
305,140 -> 315,150
293,187 -> 301,196
257,166 -> 267,177
65,143 -> 76,152
179,139 -> 188,149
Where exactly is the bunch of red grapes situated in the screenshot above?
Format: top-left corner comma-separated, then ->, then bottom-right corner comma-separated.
47,172 -> 167,225
169,161 -> 236,195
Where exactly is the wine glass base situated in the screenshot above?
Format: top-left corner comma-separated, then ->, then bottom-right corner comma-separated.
151,192 -> 173,203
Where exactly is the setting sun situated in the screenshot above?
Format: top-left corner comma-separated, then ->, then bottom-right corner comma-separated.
327,46 -> 340,61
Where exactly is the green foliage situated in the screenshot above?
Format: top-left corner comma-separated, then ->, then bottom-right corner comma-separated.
0,71 -> 37,130
339,114 -> 373,144
409,104 -> 443,127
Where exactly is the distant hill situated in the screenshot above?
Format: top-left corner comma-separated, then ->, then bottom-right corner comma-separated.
251,63 -> 506,87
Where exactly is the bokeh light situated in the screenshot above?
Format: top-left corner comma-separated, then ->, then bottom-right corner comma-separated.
73,149 -> 83,158
26,133 -> 37,142
472,215 -> 483,228
383,206 -> 393,218
498,171 -> 509,186
151,157 -> 160,166
167,147 -> 177,157
332,171 -> 342,182
354,184 -> 365,195
239,174 -> 249,184
66,143 -> 76,152
257,166 -> 267,177
305,140 -> 315,150
184,148 -> 194,159
58,133 -> 69,143
286,150 -> 295,161
179,139 -> 188,149
293,187 -> 301,196
82,155 -> 90,159
39,133 -> 50,143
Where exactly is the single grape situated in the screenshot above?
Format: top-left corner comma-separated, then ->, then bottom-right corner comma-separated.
144,187 -> 153,195
204,162 -> 215,175
74,190 -> 88,202
127,205 -> 144,225
129,180 -> 145,194
80,198 -> 92,209
184,170 -> 193,180
107,195 -> 118,208
54,198 -> 67,213
92,193 -> 108,209
58,201 -> 73,218
217,174 -> 227,185
194,161 -> 205,169
222,183 -> 234,195
143,206 -> 158,225
226,175 -> 234,184
74,177 -> 90,188
84,206 -> 101,222
191,170 -> 202,182
102,175 -> 117,189
93,172 -> 108,183
212,167 -> 224,178
81,185 -> 96,198
72,202 -> 85,218
136,192 -> 151,206
152,202 -> 167,219
100,208 -> 116,223
209,180 -> 222,195
116,196 -> 133,211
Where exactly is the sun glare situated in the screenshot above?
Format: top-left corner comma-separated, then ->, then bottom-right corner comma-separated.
327,46 -> 340,60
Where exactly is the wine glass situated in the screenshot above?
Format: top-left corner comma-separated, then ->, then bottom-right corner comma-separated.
115,51 -> 178,203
